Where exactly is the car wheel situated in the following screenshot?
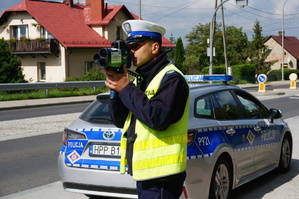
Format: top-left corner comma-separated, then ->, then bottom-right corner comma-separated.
209,157 -> 232,199
277,134 -> 292,173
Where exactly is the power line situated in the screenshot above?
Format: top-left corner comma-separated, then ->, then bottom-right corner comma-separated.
227,3 -> 281,20
152,0 -> 201,22
247,5 -> 299,16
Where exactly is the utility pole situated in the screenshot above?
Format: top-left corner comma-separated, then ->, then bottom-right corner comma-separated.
209,0 -> 229,75
220,0 -> 229,74
138,0 -> 141,19
209,0 -> 248,76
282,0 -> 289,80
213,0 -> 218,37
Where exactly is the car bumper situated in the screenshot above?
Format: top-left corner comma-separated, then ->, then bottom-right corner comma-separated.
58,153 -> 212,199
184,157 -> 213,199
58,153 -> 138,198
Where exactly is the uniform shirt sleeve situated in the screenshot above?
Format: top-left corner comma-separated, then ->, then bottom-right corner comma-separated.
118,71 -> 189,131
108,95 -> 129,128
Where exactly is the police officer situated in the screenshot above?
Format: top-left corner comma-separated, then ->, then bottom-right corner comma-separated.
105,20 -> 189,199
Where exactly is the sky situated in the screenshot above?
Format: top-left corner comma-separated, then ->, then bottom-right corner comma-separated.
1,0 -> 299,45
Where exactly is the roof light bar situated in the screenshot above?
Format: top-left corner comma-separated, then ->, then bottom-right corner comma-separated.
185,75 -> 233,82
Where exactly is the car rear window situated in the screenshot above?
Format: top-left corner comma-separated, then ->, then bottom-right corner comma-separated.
79,99 -> 113,124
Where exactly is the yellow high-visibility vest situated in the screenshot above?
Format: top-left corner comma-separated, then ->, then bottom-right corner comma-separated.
120,64 -> 190,181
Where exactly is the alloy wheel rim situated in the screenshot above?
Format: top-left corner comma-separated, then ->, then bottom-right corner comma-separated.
282,139 -> 291,168
214,164 -> 230,199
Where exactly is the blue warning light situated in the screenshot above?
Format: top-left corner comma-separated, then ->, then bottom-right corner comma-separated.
185,75 -> 233,82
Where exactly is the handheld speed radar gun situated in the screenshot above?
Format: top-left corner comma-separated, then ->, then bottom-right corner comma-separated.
94,40 -> 131,99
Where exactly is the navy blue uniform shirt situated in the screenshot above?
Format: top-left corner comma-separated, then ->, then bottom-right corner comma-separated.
108,52 -> 189,176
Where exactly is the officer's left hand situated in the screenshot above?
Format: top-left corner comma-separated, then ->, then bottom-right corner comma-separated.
104,66 -> 130,93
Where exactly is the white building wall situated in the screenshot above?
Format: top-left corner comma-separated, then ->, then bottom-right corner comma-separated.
0,9 -> 132,83
21,49 -> 64,82
67,48 -> 100,77
265,38 -> 298,70
0,12 -> 40,39
92,11 -> 128,42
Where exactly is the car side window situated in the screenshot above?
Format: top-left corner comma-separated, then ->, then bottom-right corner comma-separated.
211,94 -> 226,120
235,90 -> 269,119
213,90 -> 243,120
195,95 -> 214,119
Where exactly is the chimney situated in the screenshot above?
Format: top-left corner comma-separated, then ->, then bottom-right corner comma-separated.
64,0 -> 74,7
86,0 -> 105,21
278,31 -> 285,37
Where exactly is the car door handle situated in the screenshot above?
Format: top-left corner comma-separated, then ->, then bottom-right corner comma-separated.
254,126 -> 262,132
226,128 -> 236,135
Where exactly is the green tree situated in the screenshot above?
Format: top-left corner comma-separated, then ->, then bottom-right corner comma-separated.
248,20 -> 274,75
185,23 -> 211,73
225,26 -> 248,65
167,33 -> 176,59
184,23 -> 248,74
0,38 -> 26,83
174,37 -> 186,74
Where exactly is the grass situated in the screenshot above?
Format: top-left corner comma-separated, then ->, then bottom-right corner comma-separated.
0,80 -> 257,101
0,87 -> 109,101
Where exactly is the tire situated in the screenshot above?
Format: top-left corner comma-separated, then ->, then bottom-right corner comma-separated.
277,134 -> 292,173
209,157 -> 232,199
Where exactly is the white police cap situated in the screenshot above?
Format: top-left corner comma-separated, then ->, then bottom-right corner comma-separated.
122,20 -> 166,45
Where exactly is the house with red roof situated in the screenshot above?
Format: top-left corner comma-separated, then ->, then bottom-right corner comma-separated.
265,35 -> 299,71
0,0 -> 174,82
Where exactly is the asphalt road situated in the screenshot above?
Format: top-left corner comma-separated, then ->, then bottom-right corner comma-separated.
0,86 -> 298,198
0,133 -> 62,196
1,115 -> 298,199
262,95 -> 299,119
0,103 -> 88,121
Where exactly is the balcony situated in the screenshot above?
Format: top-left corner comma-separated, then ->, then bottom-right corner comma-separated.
8,39 -> 60,57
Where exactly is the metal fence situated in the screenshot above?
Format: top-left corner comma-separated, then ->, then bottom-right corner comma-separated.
0,81 -> 106,96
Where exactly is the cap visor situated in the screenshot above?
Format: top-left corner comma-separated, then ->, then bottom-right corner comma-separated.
125,38 -> 148,45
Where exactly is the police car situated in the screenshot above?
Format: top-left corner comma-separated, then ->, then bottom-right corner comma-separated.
58,75 -> 292,199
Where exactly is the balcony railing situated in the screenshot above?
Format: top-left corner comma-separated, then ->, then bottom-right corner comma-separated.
8,39 -> 60,55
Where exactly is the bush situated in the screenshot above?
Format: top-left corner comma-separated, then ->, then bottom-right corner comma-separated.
0,38 -> 27,83
201,65 -> 226,74
66,67 -> 105,81
231,64 -> 256,83
268,69 -> 299,80
201,64 -> 256,83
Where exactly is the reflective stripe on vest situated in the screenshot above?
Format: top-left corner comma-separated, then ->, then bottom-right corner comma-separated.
120,64 -> 190,181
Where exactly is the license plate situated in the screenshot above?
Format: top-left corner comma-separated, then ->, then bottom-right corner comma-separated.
90,144 -> 120,157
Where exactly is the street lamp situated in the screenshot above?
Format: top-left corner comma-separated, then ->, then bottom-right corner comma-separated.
281,0 -> 289,80
209,0 -> 248,75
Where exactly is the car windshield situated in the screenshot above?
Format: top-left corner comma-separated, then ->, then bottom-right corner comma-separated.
79,97 -> 113,124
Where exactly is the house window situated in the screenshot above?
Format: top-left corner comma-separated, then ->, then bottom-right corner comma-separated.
116,26 -> 122,40
41,27 -> 54,39
38,62 -> 46,81
11,25 -> 28,39
85,61 -> 94,74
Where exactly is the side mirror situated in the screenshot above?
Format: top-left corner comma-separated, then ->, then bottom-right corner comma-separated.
269,108 -> 283,123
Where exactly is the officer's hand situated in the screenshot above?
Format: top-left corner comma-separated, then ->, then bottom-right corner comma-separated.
104,66 -> 130,93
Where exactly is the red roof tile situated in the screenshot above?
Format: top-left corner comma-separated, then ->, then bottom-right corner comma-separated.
1,0 -> 174,48
267,36 -> 299,60
3,0 -> 112,48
